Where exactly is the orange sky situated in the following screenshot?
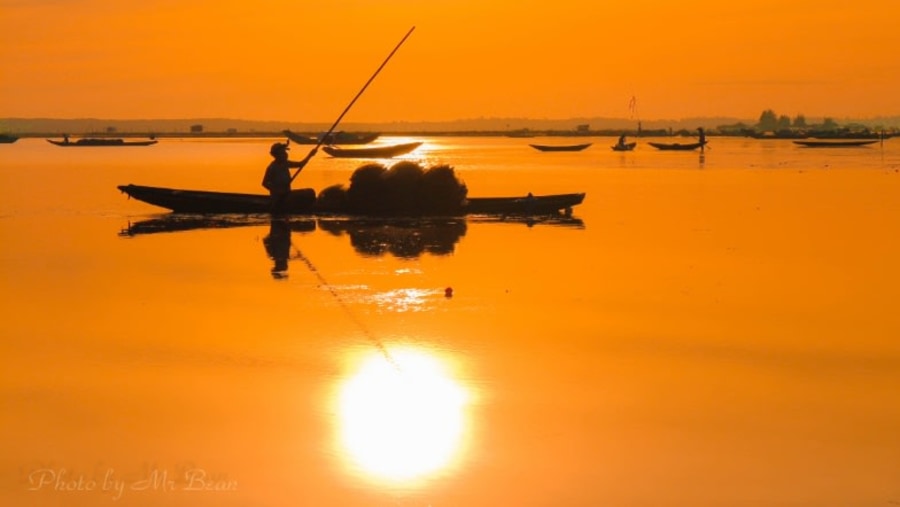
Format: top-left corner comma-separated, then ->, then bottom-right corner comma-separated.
1,0 -> 898,122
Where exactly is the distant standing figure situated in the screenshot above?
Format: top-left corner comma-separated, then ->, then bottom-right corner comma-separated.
697,127 -> 707,150
63,134 -> 70,144
262,142 -> 316,213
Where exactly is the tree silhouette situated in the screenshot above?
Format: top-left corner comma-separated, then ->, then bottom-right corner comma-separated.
758,109 -> 778,131
777,115 -> 792,130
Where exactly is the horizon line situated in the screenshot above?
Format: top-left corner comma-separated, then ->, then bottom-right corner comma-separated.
4,113 -> 900,123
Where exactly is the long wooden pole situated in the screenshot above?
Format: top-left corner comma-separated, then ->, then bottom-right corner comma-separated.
291,26 -> 416,182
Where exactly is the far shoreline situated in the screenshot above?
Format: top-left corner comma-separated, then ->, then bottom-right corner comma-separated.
18,127 -> 898,140
5,114 -> 899,140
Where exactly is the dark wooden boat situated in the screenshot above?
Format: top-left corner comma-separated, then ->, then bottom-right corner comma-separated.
793,140 -> 880,148
464,193 -> 585,215
118,185 -> 318,214
529,143 -> 592,152
117,184 -> 585,216
283,130 -> 380,145
47,138 -> 158,147
322,141 -> 422,158
0,134 -> 18,144
648,141 -> 706,151
611,142 -> 637,151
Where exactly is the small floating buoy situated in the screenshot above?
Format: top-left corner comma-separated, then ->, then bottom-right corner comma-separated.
444,287 -> 453,298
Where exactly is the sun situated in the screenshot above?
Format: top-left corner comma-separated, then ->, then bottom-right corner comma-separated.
336,348 -> 469,483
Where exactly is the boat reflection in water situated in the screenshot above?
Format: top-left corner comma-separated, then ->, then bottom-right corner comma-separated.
334,346 -> 471,484
118,215 -> 318,279
318,217 -> 468,258
120,214 -> 584,277
118,214 -> 316,236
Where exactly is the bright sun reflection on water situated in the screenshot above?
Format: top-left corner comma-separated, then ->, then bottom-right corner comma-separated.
371,288 -> 434,312
337,348 -> 469,484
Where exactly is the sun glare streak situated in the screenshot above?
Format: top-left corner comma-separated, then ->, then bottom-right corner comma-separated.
336,348 -> 470,484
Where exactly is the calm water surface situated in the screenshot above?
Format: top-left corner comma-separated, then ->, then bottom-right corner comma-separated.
2,136 -> 900,506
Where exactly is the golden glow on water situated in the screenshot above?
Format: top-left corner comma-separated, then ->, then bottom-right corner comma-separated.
336,348 -> 469,484
371,288 -> 436,313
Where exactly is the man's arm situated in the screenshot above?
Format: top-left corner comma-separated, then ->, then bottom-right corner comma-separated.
288,147 -> 319,169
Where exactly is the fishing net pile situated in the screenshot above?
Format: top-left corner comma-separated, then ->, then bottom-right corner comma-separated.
316,161 -> 468,215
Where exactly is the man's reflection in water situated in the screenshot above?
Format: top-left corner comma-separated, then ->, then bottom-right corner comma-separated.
263,218 -> 291,279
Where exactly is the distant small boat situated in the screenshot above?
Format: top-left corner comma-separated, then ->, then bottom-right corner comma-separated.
793,140 -> 880,148
0,134 -> 18,144
611,142 -> 636,151
649,127 -> 707,151
322,141 -> 422,159
529,143 -> 592,152
752,131 -> 893,140
47,137 -> 158,147
648,141 -> 706,151
281,130 -> 318,144
283,130 -> 380,145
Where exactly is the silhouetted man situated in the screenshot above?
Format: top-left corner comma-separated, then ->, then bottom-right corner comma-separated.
262,142 -> 316,214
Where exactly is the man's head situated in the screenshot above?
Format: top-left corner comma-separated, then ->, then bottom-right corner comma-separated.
270,142 -> 290,158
